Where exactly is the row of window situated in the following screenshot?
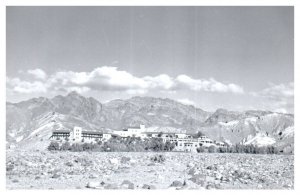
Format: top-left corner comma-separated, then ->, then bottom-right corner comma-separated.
53,133 -> 70,135
52,135 -> 69,137
178,143 -> 198,147
166,138 -> 213,143
82,135 -> 102,138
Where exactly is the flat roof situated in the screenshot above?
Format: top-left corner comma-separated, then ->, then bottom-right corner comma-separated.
53,130 -> 71,133
82,131 -> 103,135
127,126 -> 141,129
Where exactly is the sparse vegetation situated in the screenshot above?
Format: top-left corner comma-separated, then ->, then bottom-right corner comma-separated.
164,141 -> 176,151
47,137 -> 178,152
48,137 -> 282,154
7,151 -> 294,189
150,154 -> 166,163
70,143 -> 84,152
196,146 -> 205,153
196,144 -> 281,154
60,141 -> 71,151
193,131 -> 205,138
158,132 -> 163,138
48,141 -> 60,151
208,145 -> 217,153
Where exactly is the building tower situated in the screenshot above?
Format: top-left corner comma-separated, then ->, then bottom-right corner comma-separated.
73,126 -> 82,141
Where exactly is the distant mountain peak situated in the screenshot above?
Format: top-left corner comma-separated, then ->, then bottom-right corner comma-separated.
6,92 -> 294,152
215,108 -> 228,113
67,91 -> 82,97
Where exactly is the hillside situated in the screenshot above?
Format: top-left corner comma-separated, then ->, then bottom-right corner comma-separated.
6,92 -> 294,152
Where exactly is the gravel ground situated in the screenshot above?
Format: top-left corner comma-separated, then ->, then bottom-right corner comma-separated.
6,150 -> 294,190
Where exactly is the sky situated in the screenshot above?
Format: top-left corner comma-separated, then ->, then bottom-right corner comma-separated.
6,6 -> 294,113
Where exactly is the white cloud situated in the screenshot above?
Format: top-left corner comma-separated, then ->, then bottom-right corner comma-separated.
6,77 -> 47,93
274,108 -> 287,114
27,69 -> 47,80
7,66 -> 245,96
144,74 -> 175,90
49,67 -> 149,91
251,82 -> 294,101
228,83 -> 245,94
250,82 -> 294,113
175,75 -> 244,94
177,98 -> 195,106
54,86 -> 91,94
261,82 -> 294,99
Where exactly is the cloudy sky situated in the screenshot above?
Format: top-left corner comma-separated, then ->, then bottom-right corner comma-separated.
6,6 -> 294,113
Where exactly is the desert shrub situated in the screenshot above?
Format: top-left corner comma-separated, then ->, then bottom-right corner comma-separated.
146,138 -> 164,151
266,146 -> 279,154
243,145 -> 251,153
164,141 -> 176,151
150,154 -> 166,163
48,141 -> 60,151
196,146 -> 205,153
70,143 -> 84,152
257,146 -> 267,154
121,156 -> 131,163
193,131 -> 205,138
82,143 -> 95,151
101,141 -> 110,151
234,144 -> 244,153
104,138 -> 128,152
223,144 -> 281,154
226,146 -> 234,153
217,147 -> 227,153
95,136 -> 174,152
92,143 -> 102,151
158,132 -> 163,138
127,141 -> 145,152
208,145 -> 217,153
60,141 -> 71,150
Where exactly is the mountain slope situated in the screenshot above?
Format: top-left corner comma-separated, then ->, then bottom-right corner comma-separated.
200,112 -> 293,148
104,96 -> 210,130
6,92 -> 294,152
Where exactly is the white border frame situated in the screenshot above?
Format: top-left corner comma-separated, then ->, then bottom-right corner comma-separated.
0,1 -> 298,195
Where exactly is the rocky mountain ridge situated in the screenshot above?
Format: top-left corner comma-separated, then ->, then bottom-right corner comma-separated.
6,91 -> 294,152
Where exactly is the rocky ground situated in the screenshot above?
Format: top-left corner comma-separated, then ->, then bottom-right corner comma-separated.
6,150 -> 294,190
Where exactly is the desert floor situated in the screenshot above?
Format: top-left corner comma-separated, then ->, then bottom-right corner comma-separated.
6,150 -> 294,190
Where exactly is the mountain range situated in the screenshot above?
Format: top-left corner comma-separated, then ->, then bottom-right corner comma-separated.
6,91 -> 294,153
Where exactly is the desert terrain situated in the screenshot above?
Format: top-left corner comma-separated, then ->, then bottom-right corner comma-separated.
6,149 -> 294,190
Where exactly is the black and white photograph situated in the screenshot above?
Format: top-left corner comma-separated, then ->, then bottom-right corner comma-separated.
4,5 -> 295,190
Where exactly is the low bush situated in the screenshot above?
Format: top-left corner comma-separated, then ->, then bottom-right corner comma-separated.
208,145 -> 217,153
70,143 -> 84,152
60,141 -> 71,150
196,146 -> 205,153
150,154 -> 166,163
48,141 -> 60,151
47,137 -> 281,154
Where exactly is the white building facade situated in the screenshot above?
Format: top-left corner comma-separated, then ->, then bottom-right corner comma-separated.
113,124 -> 147,138
50,125 -> 226,152
73,126 -> 82,141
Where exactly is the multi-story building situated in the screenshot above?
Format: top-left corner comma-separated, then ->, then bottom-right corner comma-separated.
102,133 -> 112,141
175,139 -> 201,152
50,125 -> 226,152
50,130 -> 70,139
51,126 -> 109,143
113,124 -> 146,138
72,126 -> 82,141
